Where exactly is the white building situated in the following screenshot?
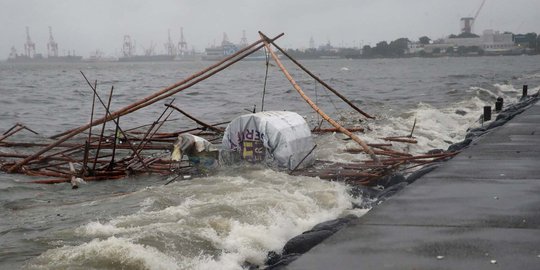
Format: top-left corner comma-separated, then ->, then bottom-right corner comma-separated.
444,30 -> 518,54
407,42 -> 424,54
480,30 -> 516,54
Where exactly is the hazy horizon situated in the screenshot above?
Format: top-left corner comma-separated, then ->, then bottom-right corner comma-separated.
1,0 -> 539,59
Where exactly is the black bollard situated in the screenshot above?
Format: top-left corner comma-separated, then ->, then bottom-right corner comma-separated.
522,85 -> 528,98
495,97 -> 503,112
483,106 -> 492,122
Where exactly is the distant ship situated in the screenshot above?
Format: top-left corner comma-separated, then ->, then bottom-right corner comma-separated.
84,50 -> 117,62
202,31 -> 271,61
7,27 -> 82,63
117,34 -> 176,62
7,52 -> 82,63
118,54 -> 175,62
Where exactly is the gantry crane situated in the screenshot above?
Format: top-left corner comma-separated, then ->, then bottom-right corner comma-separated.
461,0 -> 487,34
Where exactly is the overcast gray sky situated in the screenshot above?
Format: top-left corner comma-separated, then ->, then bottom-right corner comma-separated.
1,0 -> 539,59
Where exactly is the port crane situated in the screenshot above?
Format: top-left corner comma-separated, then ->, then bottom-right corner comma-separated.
461,0 -> 487,34
177,27 -> 188,55
47,26 -> 59,57
164,29 -> 176,56
24,26 -> 36,57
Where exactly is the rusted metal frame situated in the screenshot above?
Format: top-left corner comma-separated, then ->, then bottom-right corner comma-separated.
1,123 -> 38,139
133,99 -> 175,156
131,122 -> 229,138
82,83 -> 97,176
259,31 -> 380,164
382,137 -> 418,144
79,74 -> 148,170
0,125 -> 25,143
2,123 -> 22,135
260,33 -> 375,120
107,116 -> 121,171
21,125 -> 39,135
9,34 -> 284,173
364,152 -> 454,164
399,152 -> 459,172
132,109 -> 174,162
0,152 -> 74,162
312,127 -> 364,133
123,118 -> 181,133
164,103 -> 224,133
31,138 -> 95,164
92,86 -> 115,171
346,146 -> 412,157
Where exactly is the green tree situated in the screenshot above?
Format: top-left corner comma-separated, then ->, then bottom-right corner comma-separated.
362,45 -> 372,57
525,32 -> 538,49
419,36 -> 431,45
389,38 -> 410,56
374,41 -> 389,56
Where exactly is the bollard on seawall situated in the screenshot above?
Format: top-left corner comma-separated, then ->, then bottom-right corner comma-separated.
495,97 -> 503,112
483,106 -> 492,122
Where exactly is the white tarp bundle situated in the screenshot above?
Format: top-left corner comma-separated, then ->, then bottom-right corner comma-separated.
220,111 -> 315,170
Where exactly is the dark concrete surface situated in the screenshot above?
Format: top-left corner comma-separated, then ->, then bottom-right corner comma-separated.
288,101 -> 540,270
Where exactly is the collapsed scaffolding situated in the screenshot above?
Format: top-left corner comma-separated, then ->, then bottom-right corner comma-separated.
0,32 -> 457,187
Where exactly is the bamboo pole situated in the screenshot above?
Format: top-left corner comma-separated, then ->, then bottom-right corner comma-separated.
165,103 -> 224,133
258,31 -> 380,163
79,73 -> 148,170
92,86 -> 114,171
50,34 -> 282,140
107,116 -> 120,170
134,100 -> 173,155
312,127 -> 364,133
0,125 -> 24,143
9,34 -> 284,173
261,35 -> 374,119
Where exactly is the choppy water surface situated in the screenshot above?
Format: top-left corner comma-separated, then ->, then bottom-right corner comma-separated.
1,56 -> 539,269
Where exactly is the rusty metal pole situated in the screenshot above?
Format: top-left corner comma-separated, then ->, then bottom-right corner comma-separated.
258,31 -> 380,163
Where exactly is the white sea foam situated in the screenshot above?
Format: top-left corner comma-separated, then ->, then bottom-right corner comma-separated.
314,83 -> 525,162
27,170 -> 359,270
25,237 -> 180,270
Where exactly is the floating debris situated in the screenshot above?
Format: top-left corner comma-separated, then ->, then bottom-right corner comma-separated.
0,31 -> 455,187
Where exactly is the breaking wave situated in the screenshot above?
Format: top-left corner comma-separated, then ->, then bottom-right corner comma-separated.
25,170 -> 364,270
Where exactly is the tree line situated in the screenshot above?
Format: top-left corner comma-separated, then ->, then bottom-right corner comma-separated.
285,32 -> 539,59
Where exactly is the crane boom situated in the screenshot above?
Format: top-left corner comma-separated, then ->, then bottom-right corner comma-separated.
471,0 -> 487,28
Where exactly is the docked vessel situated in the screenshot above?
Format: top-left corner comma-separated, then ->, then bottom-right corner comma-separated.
7,27 -> 82,63
202,33 -> 239,61
202,31 -> 271,61
118,34 -> 176,62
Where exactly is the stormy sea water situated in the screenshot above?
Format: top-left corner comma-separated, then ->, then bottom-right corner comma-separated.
1,55 -> 539,269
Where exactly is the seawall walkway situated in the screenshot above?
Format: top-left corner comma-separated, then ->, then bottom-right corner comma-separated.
288,100 -> 540,269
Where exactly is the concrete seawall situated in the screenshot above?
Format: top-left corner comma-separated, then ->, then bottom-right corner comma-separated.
287,100 -> 540,269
